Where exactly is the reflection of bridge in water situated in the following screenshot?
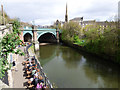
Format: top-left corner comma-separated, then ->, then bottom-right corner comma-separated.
35,44 -> 57,66
19,26 -> 60,43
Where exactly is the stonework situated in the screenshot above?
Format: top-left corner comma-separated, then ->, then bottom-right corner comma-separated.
0,24 -> 12,40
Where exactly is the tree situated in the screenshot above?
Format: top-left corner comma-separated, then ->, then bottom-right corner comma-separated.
0,20 -> 24,78
61,21 -> 81,42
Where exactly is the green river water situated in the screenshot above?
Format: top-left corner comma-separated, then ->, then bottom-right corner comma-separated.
36,44 -> 120,88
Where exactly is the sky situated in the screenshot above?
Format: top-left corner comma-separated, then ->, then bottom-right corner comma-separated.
0,0 -> 119,25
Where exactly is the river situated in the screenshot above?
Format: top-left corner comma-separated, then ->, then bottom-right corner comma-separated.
35,44 -> 120,88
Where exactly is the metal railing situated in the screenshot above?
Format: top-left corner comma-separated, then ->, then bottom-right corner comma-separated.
25,43 -> 54,89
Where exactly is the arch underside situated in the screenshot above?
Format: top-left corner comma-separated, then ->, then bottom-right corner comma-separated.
24,33 -> 32,42
37,31 -> 56,39
38,32 -> 57,43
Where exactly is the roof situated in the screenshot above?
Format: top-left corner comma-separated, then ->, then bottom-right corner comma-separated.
70,17 -> 83,22
83,20 -> 95,23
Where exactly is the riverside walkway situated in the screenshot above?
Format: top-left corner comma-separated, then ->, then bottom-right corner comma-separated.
12,47 -> 27,88
11,44 -> 53,89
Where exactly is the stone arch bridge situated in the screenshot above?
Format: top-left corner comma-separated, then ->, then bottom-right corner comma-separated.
19,26 -> 60,43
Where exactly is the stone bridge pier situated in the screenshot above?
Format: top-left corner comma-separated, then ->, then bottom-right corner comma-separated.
32,25 -> 38,43
32,26 -> 39,51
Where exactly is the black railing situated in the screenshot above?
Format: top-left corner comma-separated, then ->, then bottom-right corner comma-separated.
26,43 -> 54,89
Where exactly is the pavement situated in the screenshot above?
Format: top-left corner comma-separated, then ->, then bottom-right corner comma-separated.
12,46 -> 27,88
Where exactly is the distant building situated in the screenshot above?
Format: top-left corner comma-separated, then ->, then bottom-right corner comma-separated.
70,17 -> 83,25
82,20 -> 96,27
83,20 -> 113,28
70,17 -> 116,28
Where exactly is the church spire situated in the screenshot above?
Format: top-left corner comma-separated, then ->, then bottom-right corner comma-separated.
65,3 -> 68,22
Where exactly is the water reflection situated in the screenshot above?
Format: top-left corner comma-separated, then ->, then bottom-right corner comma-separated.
83,55 -> 120,88
36,45 -> 57,66
60,46 -> 82,68
36,44 -> 120,88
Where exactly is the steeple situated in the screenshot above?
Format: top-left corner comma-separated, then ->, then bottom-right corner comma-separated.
65,3 -> 68,22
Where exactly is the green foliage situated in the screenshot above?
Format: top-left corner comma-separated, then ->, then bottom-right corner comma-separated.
74,35 -> 80,43
61,22 -> 120,63
12,20 -> 21,34
74,35 -> 86,46
61,21 -> 81,42
83,25 -> 118,58
0,20 -> 24,78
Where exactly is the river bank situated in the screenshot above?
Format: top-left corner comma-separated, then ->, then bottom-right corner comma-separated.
35,43 -> 120,88
61,40 -> 120,65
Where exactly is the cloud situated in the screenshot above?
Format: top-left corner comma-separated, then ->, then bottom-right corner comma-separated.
1,0 -> 119,25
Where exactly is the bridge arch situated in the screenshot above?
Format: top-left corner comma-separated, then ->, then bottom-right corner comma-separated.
23,31 -> 33,37
38,32 -> 57,43
23,26 -> 33,37
37,31 -> 56,40
24,33 -> 32,42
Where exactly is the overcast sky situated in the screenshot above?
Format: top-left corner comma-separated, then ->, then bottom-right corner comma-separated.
0,0 -> 119,25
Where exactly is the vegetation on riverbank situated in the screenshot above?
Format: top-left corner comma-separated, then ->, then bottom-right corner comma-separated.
0,20 -> 24,78
61,21 -> 120,63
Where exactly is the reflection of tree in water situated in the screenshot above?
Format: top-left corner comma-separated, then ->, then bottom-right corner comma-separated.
35,44 -> 120,88
37,45 -> 57,66
60,46 -> 82,68
83,55 -> 120,88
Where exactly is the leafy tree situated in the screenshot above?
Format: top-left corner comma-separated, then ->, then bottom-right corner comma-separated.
61,21 -> 81,42
0,20 -> 24,78
61,21 -> 120,63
